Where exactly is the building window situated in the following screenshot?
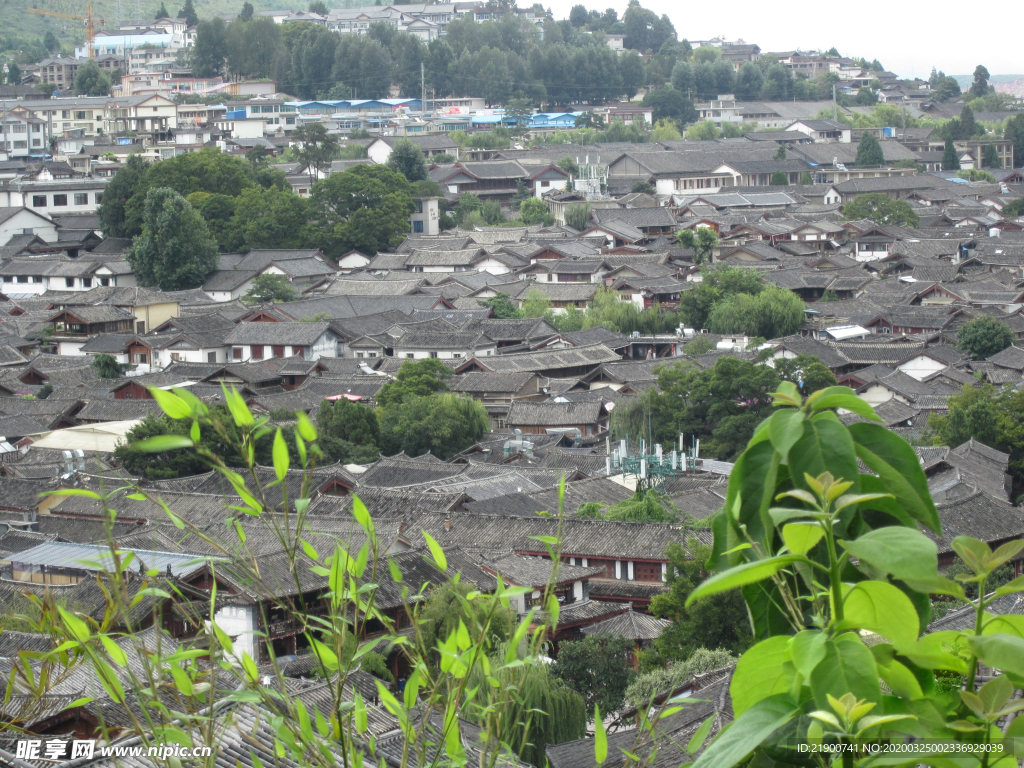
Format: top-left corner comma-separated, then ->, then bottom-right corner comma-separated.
32,195 -> 46,207
74,193 -> 88,205
53,194 -> 68,206
208,351 -> 217,362
405,353 -> 415,359
251,345 -> 264,359
137,321 -> 146,334
65,277 -> 75,288
133,352 -> 148,364
233,347 -> 242,360
413,220 -> 424,233
82,278 -> 92,288
170,352 -> 183,361
272,345 -> 285,358
100,277 -> 111,286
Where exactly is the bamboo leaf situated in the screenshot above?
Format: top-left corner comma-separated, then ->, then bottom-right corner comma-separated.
272,428 -> 289,480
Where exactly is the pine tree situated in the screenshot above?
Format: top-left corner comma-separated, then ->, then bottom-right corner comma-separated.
156,1 -> 169,17
984,143 -> 1000,169
942,137 -> 961,171
854,132 -> 884,167
960,105 -> 978,139
178,0 -> 198,27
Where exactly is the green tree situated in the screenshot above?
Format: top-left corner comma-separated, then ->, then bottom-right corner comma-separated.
568,4 -> 588,26
316,399 -> 380,463
6,63 -> 20,86
156,1 -> 169,16
930,383 -> 1001,450
43,30 -> 59,52
854,132 -> 884,167
942,137 -> 960,170
242,274 -> 298,305
73,59 -> 112,96
376,358 -> 452,408
769,171 -> 788,186
505,98 -> 533,140
553,634 -> 636,714
678,265 -> 765,330
294,122 -> 340,187
112,405 -> 296,479
306,165 -> 413,257
126,187 -> 219,291
735,62 -> 763,100
983,143 -> 1000,169
685,120 -> 719,141
841,193 -> 920,227
956,316 -> 1014,360
186,192 -> 236,251
564,203 -> 590,231
238,1 -> 254,20
960,105 -> 979,138
90,353 -> 122,379
178,0 -> 198,26
651,540 -> 753,661
385,138 -> 428,182
631,181 -> 655,195
675,228 -> 718,265
641,88 -> 697,124
772,354 -> 837,396
578,489 -> 678,522
308,0 -> 328,15
477,293 -> 518,319
191,17 -> 228,78
378,392 -> 489,459
1003,197 -> 1024,218
519,197 -> 548,225
706,284 -> 805,339
970,64 -> 990,99
1005,114 -> 1024,169
519,288 -> 552,318
228,185 -> 309,251
98,153 -> 148,238
625,648 -> 738,708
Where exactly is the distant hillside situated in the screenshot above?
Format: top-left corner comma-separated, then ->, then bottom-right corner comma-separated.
952,73 -> 1024,90
3,0 -> 357,50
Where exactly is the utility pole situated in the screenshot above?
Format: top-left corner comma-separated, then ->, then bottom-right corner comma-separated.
833,83 -> 837,121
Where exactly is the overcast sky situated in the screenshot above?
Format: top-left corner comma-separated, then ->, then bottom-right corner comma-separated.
544,0 -> 1020,80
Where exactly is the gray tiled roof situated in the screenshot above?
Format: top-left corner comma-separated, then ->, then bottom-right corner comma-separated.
223,321 -> 331,345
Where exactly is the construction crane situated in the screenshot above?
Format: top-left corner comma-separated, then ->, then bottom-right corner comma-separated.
27,2 -> 106,58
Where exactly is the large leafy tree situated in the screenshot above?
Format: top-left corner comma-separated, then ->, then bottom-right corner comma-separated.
477,293 -> 518,319
73,59 -> 112,96
185,192 -> 236,251
376,358 -> 451,408
378,393 -> 489,459
316,399 -> 380,463
956,316 -> 1014,360
90,354 -> 122,379
226,16 -> 282,78
678,265 -> 765,331
290,23 -> 340,99
227,185 -> 309,251
191,17 -> 228,78
675,228 -> 718,265
552,634 -> 636,714
98,153 -> 148,238
842,193 -> 920,227
385,138 -> 428,182
705,284 -> 805,340
651,540 -> 753,661
242,274 -> 298,305
970,64 -> 990,99
293,122 -> 340,187
306,165 -> 413,257
126,187 -> 219,291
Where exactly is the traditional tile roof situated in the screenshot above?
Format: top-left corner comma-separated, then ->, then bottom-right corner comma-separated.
506,400 -> 605,427
223,321 -> 331,345
580,606 -> 670,640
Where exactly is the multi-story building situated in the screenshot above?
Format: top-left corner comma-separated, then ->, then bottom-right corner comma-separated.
0,111 -> 48,158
